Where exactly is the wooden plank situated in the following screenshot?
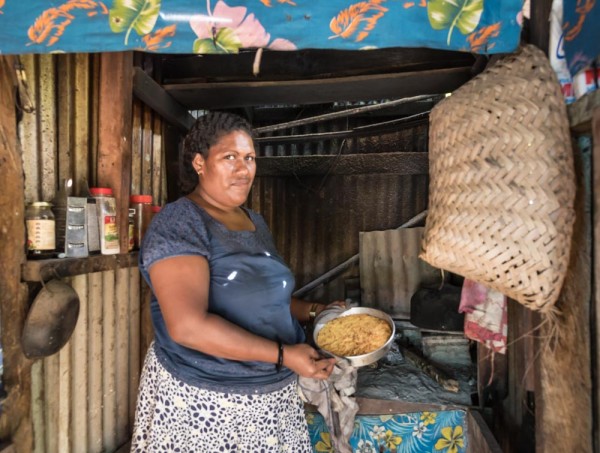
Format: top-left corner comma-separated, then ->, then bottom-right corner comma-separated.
44,354 -> 59,453
132,67 -> 195,132
467,411 -> 503,453
536,145 -> 592,452
70,275 -> 88,452
98,52 -> 133,253
102,271 -> 117,452
592,105 -> 600,453
21,252 -> 139,282
57,54 -> 74,185
115,269 -> 130,447
19,55 -> 40,203
31,361 -> 45,453
529,0 -> 552,55
160,48 -> 475,82
128,269 -> 141,427
164,67 -> 473,109
568,90 -> 600,133
57,331 -> 71,453
152,114 -> 162,201
87,272 -> 103,453
255,152 -> 428,177
39,55 -> 57,201
131,99 -> 143,194
73,53 -> 90,196
0,55 -> 33,452
141,104 -> 153,195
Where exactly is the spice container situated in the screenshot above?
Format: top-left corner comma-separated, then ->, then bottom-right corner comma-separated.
129,194 -> 152,250
90,187 -> 120,255
26,202 -> 56,259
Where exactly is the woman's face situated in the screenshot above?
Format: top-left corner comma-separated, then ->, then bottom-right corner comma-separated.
195,130 -> 256,209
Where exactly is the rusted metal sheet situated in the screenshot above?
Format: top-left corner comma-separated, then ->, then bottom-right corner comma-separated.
248,173 -> 428,302
16,52 -> 164,453
30,270 -> 140,453
359,228 -> 441,318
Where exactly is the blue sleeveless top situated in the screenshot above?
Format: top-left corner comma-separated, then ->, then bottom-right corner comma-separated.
139,197 -> 305,394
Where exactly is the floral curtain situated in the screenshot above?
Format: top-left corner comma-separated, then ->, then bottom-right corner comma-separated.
0,0 -> 523,55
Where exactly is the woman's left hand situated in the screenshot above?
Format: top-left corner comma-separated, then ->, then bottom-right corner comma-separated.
315,300 -> 346,317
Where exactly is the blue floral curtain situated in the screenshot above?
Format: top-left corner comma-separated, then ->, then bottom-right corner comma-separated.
563,0 -> 600,76
0,0 -> 523,55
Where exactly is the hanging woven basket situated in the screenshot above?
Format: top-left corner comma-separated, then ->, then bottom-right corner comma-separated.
420,44 -> 575,312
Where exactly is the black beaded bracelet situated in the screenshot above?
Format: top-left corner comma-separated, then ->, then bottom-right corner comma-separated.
276,341 -> 284,372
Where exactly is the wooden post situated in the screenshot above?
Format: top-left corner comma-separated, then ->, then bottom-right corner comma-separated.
0,56 -> 33,452
592,107 -> 600,452
97,52 -> 133,253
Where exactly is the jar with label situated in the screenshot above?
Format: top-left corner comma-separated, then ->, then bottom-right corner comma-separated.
89,187 -> 120,255
129,194 -> 153,250
26,202 -> 56,259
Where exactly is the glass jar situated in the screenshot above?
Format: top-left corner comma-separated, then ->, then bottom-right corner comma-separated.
129,194 -> 153,250
26,202 -> 56,259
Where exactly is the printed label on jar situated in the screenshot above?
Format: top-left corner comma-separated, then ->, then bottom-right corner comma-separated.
103,215 -> 119,249
27,219 -> 56,250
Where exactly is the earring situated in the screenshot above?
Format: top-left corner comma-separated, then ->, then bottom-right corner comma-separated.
197,165 -> 202,175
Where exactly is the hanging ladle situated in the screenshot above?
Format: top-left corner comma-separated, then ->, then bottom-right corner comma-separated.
21,279 -> 80,359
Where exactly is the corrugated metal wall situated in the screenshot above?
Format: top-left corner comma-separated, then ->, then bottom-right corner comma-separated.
19,53 -> 164,453
248,121 -> 429,303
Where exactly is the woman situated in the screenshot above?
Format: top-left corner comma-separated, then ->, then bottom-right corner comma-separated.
132,111 -> 339,452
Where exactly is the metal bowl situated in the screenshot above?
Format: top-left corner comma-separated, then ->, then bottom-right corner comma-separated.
313,306 -> 396,367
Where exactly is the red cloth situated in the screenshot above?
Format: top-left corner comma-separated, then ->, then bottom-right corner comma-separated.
459,279 -> 508,354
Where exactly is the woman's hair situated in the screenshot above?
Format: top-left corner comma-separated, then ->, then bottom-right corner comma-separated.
180,111 -> 254,195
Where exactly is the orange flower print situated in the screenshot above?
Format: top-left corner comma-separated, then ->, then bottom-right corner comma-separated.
28,0 -> 108,46
564,0 -> 595,41
0,0 -> 5,14
142,25 -> 177,51
260,0 -> 296,6
330,0 -> 388,42
467,22 -> 500,52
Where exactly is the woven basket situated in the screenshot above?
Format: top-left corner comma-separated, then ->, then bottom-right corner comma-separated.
420,45 -> 575,312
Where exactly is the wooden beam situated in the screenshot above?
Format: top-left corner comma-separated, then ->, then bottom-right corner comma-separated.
592,105 -> 600,453
0,56 -> 33,452
98,52 -> 134,253
529,0 -> 552,54
164,67 -> 472,109
21,253 -> 139,283
132,67 -> 195,132
160,48 -> 476,83
255,152 -> 428,177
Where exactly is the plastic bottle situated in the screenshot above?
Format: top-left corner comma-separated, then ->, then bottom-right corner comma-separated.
90,187 -> 120,255
129,194 -> 152,250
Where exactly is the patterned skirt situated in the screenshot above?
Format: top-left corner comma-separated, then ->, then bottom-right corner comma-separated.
131,344 -> 312,452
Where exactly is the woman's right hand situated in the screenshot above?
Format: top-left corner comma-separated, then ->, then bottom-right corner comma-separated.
283,343 -> 336,380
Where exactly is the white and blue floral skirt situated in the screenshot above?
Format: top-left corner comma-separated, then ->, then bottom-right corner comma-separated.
131,344 -> 312,452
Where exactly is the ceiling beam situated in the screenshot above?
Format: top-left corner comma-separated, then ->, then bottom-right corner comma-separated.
164,67 -> 472,109
132,67 -> 195,132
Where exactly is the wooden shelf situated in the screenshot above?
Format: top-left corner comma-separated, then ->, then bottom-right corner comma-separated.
568,89 -> 600,133
22,252 -> 139,282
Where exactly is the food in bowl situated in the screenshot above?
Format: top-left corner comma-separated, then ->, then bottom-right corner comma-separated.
316,313 -> 392,357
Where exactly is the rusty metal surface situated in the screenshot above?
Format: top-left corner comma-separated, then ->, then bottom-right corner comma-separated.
359,228 -> 442,319
248,173 -> 428,302
18,54 -> 161,453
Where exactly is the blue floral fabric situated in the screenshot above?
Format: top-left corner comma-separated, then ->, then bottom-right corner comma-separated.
306,410 -> 467,453
563,0 -> 600,76
0,0 -> 523,55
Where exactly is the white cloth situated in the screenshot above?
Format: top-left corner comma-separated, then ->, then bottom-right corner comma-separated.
298,359 -> 358,453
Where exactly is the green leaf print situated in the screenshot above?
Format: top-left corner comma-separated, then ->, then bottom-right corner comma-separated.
109,0 -> 161,46
193,28 -> 242,54
427,0 -> 484,46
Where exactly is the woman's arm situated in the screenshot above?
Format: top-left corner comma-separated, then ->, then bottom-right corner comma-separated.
149,255 -> 335,378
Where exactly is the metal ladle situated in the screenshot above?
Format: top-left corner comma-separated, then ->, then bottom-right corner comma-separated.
21,279 -> 80,359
